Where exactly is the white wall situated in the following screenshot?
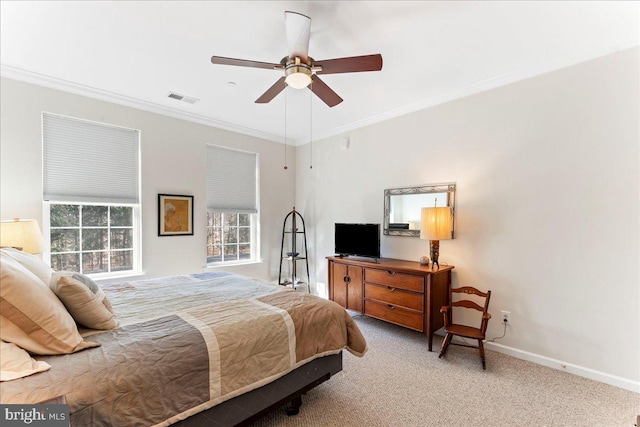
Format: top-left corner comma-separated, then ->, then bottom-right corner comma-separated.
295,47 -> 639,390
0,77 -> 295,281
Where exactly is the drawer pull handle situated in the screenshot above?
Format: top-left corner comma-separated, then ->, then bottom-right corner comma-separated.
387,286 -> 396,292
386,270 -> 396,276
387,304 -> 395,310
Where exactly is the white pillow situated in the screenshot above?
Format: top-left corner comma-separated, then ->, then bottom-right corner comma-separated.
0,340 -> 50,381
0,247 -> 53,286
50,271 -> 118,330
0,253 -> 99,355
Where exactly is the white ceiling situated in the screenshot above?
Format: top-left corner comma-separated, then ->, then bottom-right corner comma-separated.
1,1 -> 638,145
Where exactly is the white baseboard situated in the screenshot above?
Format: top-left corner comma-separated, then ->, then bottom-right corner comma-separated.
485,342 -> 640,393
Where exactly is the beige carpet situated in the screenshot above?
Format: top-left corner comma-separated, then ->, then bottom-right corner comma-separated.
253,315 -> 639,427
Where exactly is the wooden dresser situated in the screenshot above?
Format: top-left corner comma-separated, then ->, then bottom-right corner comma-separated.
327,256 -> 453,351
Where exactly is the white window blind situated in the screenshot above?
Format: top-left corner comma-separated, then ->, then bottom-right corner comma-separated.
43,113 -> 140,204
206,145 -> 258,213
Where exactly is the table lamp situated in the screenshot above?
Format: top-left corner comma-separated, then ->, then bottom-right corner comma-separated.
0,218 -> 45,254
420,206 -> 452,270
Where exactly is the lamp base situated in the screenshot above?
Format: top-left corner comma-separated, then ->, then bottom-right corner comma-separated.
430,240 -> 440,270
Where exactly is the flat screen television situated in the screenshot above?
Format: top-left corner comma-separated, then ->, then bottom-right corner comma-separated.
334,223 -> 380,259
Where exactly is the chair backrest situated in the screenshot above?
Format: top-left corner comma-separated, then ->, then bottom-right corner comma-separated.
449,286 -> 492,333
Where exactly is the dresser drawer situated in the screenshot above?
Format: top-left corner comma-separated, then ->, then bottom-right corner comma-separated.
364,268 -> 424,293
364,300 -> 423,332
364,283 -> 424,312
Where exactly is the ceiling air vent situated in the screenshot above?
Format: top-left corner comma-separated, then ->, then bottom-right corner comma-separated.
167,92 -> 199,104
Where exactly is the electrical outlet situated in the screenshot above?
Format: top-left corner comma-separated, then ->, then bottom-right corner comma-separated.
501,310 -> 511,324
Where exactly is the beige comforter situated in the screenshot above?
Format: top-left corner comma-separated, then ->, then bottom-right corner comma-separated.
0,272 -> 367,426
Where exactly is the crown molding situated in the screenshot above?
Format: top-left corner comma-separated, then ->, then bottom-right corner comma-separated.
0,64 -> 289,145
309,43 -> 640,143
3,42 -> 637,147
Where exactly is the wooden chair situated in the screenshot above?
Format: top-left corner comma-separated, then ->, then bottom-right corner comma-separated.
439,286 -> 492,369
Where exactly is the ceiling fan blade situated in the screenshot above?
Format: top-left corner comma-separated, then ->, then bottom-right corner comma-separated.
285,11 -> 311,60
315,54 -> 383,75
309,75 -> 343,107
211,55 -> 279,70
255,77 -> 287,104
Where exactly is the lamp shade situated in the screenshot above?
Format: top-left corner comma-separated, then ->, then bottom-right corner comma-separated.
0,219 -> 45,254
420,207 -> 453,241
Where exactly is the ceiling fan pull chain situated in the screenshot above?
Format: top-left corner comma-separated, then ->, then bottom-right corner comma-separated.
309,80 -> 313,169
283,86 -> 288,170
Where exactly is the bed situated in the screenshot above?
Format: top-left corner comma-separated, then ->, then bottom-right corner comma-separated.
0,250 -> 367,426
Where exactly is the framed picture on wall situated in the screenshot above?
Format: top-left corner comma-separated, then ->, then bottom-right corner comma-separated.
158,194 -> 194,236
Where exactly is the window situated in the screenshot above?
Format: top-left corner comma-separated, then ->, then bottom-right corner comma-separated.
206,145 -> 259,265
206,212 -> 252,263
43,113 -> 140,276
49,204 -> 135,274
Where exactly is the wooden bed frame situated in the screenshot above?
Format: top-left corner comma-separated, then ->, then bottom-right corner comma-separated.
174,352 -> 343,426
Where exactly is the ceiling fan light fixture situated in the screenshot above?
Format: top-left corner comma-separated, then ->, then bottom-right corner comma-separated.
284,59 -> 312,89
285,71 -> 312,89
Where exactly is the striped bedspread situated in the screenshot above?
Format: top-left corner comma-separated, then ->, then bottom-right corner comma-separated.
0,272 -> 367,426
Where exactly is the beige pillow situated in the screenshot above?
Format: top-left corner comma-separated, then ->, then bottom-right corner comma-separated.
0,340 -> 50,381
50,272 -> 118,330
0,247 -> 53,286
0,253 -> 99,355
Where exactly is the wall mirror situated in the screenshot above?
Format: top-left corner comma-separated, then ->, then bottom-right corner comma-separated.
383,183 -> 456,237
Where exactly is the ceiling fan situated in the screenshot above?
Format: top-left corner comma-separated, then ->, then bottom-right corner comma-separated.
210,11 -> 383,108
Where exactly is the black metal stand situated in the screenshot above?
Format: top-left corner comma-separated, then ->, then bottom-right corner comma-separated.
278,207 -> 310,290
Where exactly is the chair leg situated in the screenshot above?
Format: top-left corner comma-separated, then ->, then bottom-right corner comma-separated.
439,333 -> 453,359
478,339 -> 486,370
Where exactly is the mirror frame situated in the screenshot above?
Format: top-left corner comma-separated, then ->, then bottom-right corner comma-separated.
383,183 -> 456,237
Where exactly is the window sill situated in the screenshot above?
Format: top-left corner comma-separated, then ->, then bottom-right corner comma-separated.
205,259 -> 263,269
